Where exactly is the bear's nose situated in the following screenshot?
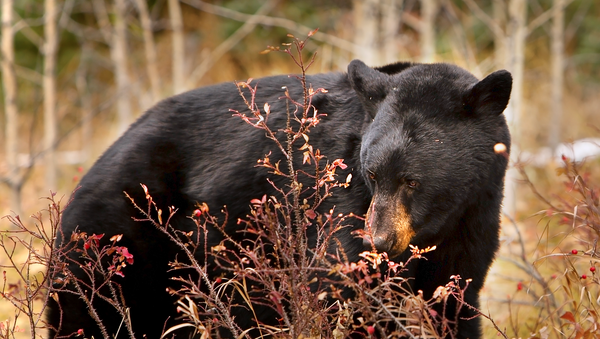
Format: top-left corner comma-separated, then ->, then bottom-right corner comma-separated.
363,235 -> 391,254
373,235 -> 391,253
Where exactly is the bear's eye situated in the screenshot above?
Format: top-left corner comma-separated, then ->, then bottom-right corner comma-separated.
367,170 -> 376,182
406,179 -> 419,189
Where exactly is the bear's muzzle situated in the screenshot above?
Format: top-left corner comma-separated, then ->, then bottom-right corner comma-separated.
363,196 -> 415,258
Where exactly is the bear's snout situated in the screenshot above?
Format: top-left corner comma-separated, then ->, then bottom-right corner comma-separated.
365,196 -> 415,258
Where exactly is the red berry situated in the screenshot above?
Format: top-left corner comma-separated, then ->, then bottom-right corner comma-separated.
215,277 -> 222,284
517,281 -> 523,291
581,274 -> 587,279
367,326 -> 375,335
591,267 -> 596,272
571,249 -> 578,255
193,209 -> 202,218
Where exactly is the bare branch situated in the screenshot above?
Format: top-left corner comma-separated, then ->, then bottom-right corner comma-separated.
181,0 -> 357,52
401,11 -> 421,32
61,15 -> 105,43
59,0 -> 75,29
187,0 -> 279,86
565,0 -> 591,42
12,11 -> 44,47
463,0 -> 506,42
526,0 -> 574,36
441,0 -> 481,72
92,0 -> 113,44
14,60 -> 43,84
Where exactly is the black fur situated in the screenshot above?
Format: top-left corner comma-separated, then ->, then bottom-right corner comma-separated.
47,60 -> 511,339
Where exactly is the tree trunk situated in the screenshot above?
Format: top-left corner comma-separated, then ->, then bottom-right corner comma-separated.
2,0 -> 22,215
44,0 -> 58,191
503,0 -> 527,218
135,0 -> 161,103
549,0 -> 565,151
420,0 -> 437,63
76,43 -> 93,163
112,0 -> 132,135
506,0 -> 526,134
353,0 -> 379,65
382,0 -> 402,64
168,0 -> 185,94
492,0 -> 507,69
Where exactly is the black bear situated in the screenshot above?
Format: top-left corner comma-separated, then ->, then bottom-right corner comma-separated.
47,59 -> 511,339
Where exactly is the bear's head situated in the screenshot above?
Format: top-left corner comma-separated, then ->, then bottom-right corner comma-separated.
348,59 -> 512,259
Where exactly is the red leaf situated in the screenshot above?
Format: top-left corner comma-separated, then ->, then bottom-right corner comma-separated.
332,159 -> 347,170
303,151 -> 311,165
118,247 -> 134,264
560,311 -> 576,323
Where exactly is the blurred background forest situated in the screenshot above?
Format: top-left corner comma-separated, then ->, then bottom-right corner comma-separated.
1,0 -> 600,338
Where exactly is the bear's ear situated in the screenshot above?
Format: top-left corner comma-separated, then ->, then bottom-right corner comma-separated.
374,61 -> 414,75
348,59 -> 389,118
464,70 -> 512,116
